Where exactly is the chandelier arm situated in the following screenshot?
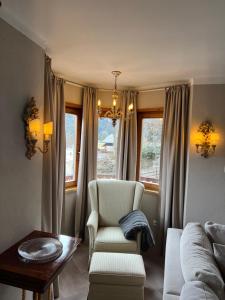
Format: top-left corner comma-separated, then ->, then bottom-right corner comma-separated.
104,111 -> 113,118
97,70 -> 124,127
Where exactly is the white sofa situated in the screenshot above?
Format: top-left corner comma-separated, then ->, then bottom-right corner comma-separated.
163,225 -> 224,300
163,228 -> 184,300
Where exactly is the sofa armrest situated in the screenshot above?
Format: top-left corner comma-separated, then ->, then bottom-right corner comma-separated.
163,228 -> 184,299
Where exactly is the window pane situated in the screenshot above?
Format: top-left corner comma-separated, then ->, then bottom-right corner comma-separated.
65,113 -> 77,182
97,118 -> 119,179
140,118 -> 163,184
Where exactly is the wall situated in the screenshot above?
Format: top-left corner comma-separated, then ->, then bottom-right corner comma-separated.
184,84 -> 225,225
64,83 -> 83,105
0,18 -> 44,299
96,88 -> 165,109
64,83 -> 165,109
63,83 -> 165,246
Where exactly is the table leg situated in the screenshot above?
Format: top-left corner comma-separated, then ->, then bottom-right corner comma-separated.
48,286 -> 52,300
22,289 -> 26,300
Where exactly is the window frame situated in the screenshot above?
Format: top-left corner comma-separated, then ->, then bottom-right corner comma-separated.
65,103 -> 82,189
136,108 -> 164,191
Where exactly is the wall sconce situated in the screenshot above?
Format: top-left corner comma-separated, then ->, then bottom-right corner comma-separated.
23,97 -> 53,159
194,120 -> 219,158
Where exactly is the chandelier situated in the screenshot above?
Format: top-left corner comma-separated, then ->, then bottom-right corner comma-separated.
97,71 -> 134,127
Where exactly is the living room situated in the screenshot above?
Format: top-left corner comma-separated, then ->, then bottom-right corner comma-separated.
0,1 -> 225,299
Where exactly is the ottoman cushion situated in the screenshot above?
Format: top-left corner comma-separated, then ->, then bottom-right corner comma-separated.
89,252 -> 146,286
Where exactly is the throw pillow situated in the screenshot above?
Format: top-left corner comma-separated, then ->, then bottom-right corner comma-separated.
180,281 -> 219,300
180,223 -> 224,298
213,243 -> 225,280
205,221 -> 225,245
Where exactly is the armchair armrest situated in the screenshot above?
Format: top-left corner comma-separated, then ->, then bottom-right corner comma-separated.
87,210 -> 99,239
137,231 -> 141,254
87,211 -> 98,263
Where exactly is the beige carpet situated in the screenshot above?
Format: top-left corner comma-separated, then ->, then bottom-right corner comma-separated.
59,244 -> 164,300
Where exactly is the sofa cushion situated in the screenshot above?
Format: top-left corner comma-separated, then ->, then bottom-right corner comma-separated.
180,223 -> 224,298
213,243 -> 225,279
205,221 -> 225,245
163,228 -> 184,298
94,227 -> 138,253
180,281 -> 219,300
89,252 -> 146,286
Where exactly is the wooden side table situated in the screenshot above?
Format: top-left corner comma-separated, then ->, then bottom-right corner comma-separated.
0,230 -> 80,299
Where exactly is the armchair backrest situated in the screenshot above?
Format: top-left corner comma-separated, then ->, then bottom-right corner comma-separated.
88,179 -> 144,227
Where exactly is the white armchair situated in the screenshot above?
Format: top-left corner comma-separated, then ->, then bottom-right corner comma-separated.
87,179 -> 144,261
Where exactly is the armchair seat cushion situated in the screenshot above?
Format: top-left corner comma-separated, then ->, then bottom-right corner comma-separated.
94,227 -> 138,253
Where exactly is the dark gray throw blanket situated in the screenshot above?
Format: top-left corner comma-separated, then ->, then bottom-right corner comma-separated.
119,210 -> 155,251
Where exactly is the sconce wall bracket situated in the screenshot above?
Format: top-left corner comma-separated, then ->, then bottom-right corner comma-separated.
23,97 -> 53,159
195,120 -> 217,158
23,97 -> 39,160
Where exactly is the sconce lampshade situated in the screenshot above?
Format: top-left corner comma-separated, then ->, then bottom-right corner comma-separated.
29,119 -> 41,137
43,122 -> 53,141
193,132 -> 204,145
128,103 -> 134,111
44,122 -> 53,135
210,132 -> 219,145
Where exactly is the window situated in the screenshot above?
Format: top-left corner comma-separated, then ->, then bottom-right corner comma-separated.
65,104 -> 82,188
137,109 -> 163,191
97,117 -> 119,179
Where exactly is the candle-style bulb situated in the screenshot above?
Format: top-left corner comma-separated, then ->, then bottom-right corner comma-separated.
98,99 -> 101,106
113,100 -> 116,107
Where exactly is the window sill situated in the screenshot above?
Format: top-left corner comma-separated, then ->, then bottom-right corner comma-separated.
139,180 -> 159,193
144,188 -> 159,195
65,186 -> 77,193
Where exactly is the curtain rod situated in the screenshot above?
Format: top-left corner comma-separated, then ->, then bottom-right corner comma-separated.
65,79 -> 189,92
65,80 -> 87,88
138,87 -> 165,93
65,80 -> 122,92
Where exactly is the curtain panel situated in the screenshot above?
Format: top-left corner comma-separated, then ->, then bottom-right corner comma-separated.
75,87 -> 98,240
116,90 -> 138,180
160,84 -> 190,240
42,56 -> 66,298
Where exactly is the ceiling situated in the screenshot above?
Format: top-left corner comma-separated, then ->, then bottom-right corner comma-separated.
1,0 -> 225,89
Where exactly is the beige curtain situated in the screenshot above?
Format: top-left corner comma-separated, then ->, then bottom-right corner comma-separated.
42,56 -> 65,298
160,85 -> 190,240
116,90 -> 138,180
75,87 -> 98,239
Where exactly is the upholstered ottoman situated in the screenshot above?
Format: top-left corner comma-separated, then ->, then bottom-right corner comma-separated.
88,252 -> 146,300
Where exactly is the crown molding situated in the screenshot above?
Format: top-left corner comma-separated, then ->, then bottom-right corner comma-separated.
0,4 -> 47,50
137,79 -> 191,91
191,77 -> 225,85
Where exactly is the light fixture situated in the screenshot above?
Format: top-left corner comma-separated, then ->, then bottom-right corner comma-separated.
194,120 -> 219,158
23,97 -> 53,159
97,71 -> 134,127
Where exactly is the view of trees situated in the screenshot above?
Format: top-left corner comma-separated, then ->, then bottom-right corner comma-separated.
140,118 -> 163,183
97,118 -> 119,178
65,113 -> 77,182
